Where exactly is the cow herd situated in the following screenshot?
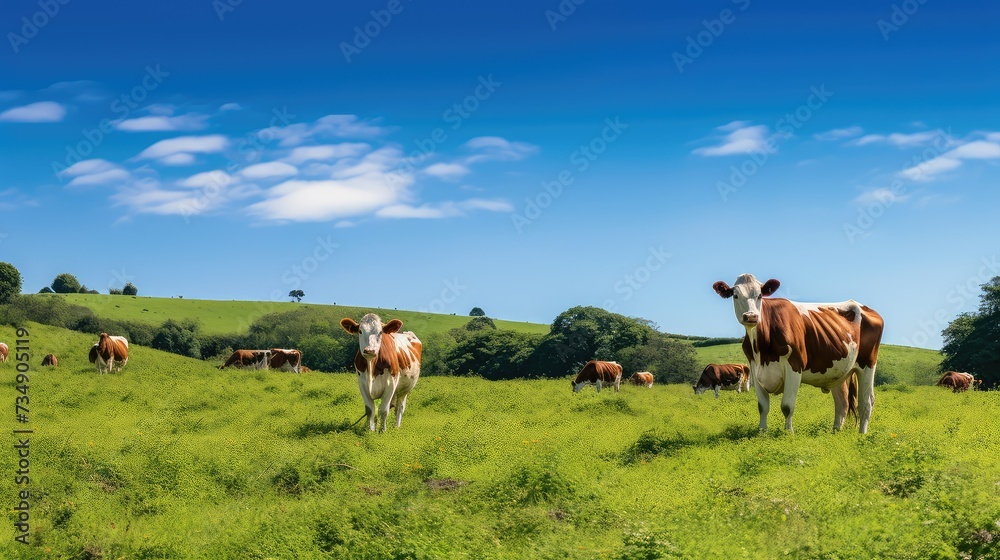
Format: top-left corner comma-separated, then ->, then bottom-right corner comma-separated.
0,272 -> 990,435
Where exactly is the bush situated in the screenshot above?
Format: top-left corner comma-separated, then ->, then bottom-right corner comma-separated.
51,273 -> 82,294
152,319 -> 201,359
0,262 -> 22,304
123,282 -> 138,296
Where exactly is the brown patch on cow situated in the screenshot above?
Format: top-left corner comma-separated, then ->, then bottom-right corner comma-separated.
351,320 -> 421,378
937,371 -> 974,392
41,353 -> 58,366
97,333 -> 128,365
425,478 -> 467,491
696,364 -> 747,389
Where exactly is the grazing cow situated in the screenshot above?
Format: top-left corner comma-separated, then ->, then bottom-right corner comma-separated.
41,354 -> 58,367
268,348 -> 303,373
629,371 -> 655,388
340,314 -> 422,432
0,342 -> 7,363
571,360 -> 623,393
219,349 -> 271,370
95,333 -> 129,373
694,363 -> 750,398
936,371 -> 979,392
714,274 -> 884,433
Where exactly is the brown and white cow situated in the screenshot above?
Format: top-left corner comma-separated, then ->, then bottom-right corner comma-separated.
340,314 -> 422,432
269,348 -> 303,373
936,371 -> 980,392
219,349 -> 271,370
571,360 -> 623,393
714,274 -> 884,433
41,353 -> 58,367
0,342 -> 8,363
694,363 -> 750,398
629,371 -> 654,388
94,333 -> 129,373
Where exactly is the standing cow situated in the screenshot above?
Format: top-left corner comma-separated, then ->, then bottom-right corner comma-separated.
571,360 -> 623,393
694,363 -> 750,398
629,371 -> 654,388
340,314 -> 422,432
93,333 -> 129,373
0,342 -> 8,363
41,354 -> 58,367
714,274 -> 884,433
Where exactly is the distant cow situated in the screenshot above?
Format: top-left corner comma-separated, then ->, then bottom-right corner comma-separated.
94,333 -> 129,373
936,371 -> 980,392
694,363 -> 750,398
341,314 -> 422,432
41,354 -> 58,367
219,349 -> 271,370
629,371 -> 654,388
269,348 -> 303,373
571,360 -> 623,393
0,342 -> 7,363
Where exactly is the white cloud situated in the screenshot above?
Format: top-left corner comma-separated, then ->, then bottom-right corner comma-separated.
115,113 -> 210,132
899,157 -> 962,181
946,140 -> 1000,159
852,130 -> 948,147
283,143 -> 370,164
898,140 -> 1000,181
179,170 -> 233,189
422,162 -> 470,180
160,153 -> 197,166
985,132 -> 1000,142
136,135 -> 230,162
60,159 -> 118,178
219,103 -> 242,112
247,175 -> 408,222
693,121 -> 771,156
59,159 -> 132,188
814,126 -> 863,141
271,115 -> 389,147
240,161 -> 299,180
462,136 -> 539,163
0,101 -> 67,123
852,187 -> 910,206
376,198 -> 514,219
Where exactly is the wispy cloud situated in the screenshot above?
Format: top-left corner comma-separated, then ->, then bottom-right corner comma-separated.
0,101 -> 67,123
116,113 -> 210,132
814,126 -> 863,141
376,199 -> 514,219
898,139 -> 1000,181
422,162 -> 470,180
271,115 -> 389,147
219,103 -> 242,112
852,187 -> 910,206
693,121 -> 770,156
851,130 -> 950,147
136,135 -> 230,163
462,136 -> 539,163
59,159 -> 132,187
240,161 -> 299,180
283,143 -> 371,164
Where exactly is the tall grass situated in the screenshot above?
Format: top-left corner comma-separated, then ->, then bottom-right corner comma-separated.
1,323 -> 994,559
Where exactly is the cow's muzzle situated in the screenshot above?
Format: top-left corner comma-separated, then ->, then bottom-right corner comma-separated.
741,312 -> 759,325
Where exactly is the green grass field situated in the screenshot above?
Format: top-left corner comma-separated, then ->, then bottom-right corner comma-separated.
1,323 -> 995,559
52,293 -> 550,337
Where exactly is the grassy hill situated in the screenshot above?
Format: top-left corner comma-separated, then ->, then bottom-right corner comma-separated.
52,293 -> 550,336
0,322 -> 996,559
694,341 -> 942,386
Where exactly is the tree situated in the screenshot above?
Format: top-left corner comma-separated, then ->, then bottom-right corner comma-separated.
940,276 -> 1000,389
39,286 -> 54,294
51,273 -> 81,294
122,283 -> 138,296
0,262 -> 22,304
289,289 -> 304,302
152,319 -> 201,359
109,288 -> 123,295
469,307 -> 486,317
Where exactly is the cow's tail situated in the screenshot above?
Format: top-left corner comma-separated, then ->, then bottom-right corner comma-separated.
847,372 -> 859,423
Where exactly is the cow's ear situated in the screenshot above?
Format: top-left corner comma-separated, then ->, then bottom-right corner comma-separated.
340,318 -> 360,334
383,319 -> 403,334
713,281 -> 734,299
761,278 -> 780,296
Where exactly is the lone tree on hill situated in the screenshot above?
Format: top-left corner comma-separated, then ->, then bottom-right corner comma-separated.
289,289 -> 304,302
0,262 -> 22,304
51,273 -> 81,294
469,307 -> 486,317
123,283 -> 138,296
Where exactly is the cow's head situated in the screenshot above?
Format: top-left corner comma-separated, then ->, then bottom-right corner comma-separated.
713,274 -> 780,328
340,313 -> 403,362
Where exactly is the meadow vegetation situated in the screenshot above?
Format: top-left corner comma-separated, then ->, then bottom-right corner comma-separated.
0,322 -> 995,559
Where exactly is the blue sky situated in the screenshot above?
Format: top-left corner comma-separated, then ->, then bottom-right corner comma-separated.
2,0 -> 998,349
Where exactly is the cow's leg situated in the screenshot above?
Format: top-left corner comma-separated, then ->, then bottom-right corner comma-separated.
614,375 -> 621,392
713,386 -> 720,399
780,369 -> 802,432
857,365 -> 876,434
755,379 -> 770,432
395,393 -> 408,428
356,375 -> 377,432
378,377 -> 398,433
595,380 -> 602,393
831,379 -> 849,432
